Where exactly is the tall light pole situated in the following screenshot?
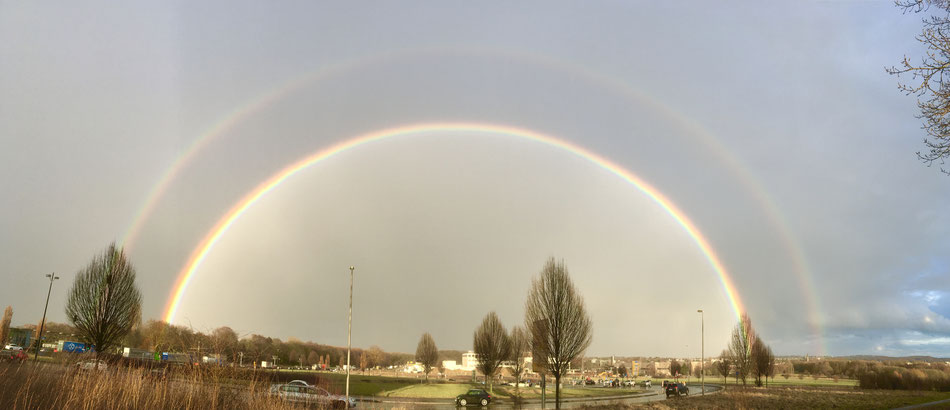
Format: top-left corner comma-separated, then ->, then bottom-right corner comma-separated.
697,309 -> 704,395
345,266 -> 354,404
35,273 -> 59,360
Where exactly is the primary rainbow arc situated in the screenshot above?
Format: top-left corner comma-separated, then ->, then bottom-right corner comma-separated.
163,122 -> 745,323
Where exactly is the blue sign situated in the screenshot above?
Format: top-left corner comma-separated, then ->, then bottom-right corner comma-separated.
62,342 -> 87,353
162,352 -> 169,361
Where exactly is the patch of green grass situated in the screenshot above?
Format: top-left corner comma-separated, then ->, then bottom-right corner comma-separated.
707,376 -> 859,387
580,386 -> 950,410
274,370 -> 442,396
384,383 -> 473,398
491,385 -> 649,400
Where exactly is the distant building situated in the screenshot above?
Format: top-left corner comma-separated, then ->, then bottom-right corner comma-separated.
404,361 -> 424,373
691,361 -> 703,375
442,360 -> 459,371
630,360 -> 641,376
462,351 -> 479,371
7,328 -> 32,348
652,361 -> 671,377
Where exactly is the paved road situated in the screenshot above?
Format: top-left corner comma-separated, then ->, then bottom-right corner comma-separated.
352,384 -> 722,409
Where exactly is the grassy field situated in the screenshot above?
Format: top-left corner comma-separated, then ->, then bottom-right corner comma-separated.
271,370 -> 425,396
381,383 -> 646,399
271,370 -> 648,399
579,386 -> 950,409
382,383 -> 472,398
705,375 -> 859,387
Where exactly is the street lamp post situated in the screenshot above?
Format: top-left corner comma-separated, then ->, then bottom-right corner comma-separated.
697,309 -> 704,395
35,273 -> 59,360
346,266 -> 354,405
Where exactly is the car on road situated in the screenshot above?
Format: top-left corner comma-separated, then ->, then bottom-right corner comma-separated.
455,388 -> 492,406
641,380 -> 652,387
3,349 -> 27,362
665,382 -> 689,398
270,383 -> 356,408
4,344 -> 22,351
77,359 -> 108,371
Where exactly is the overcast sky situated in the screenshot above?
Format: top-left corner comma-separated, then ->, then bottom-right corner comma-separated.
2,1 -> 949,358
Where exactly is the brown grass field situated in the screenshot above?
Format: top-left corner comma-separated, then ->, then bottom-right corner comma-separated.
581,386 -> 950,409
0,359 -> 326,409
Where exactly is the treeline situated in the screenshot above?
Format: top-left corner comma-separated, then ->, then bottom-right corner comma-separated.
857,362 -> 950,391
119,319 -> 417,369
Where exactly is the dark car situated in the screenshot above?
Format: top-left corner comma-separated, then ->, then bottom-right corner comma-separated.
455,388 -> 492,406
665,382 -> 689,398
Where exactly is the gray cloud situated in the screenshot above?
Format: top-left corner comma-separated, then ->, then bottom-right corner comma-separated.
2,1 -> 949,357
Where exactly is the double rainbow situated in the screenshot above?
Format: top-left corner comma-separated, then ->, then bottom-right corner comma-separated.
162,122 -> 745,323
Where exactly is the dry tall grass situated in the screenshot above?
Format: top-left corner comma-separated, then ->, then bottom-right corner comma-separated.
0,357 -> 333,409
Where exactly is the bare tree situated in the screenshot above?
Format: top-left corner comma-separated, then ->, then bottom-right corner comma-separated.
474,312 -> 512,394
211,326 -> 239,361
531,322 -> 550,403
716,350 -> 731,389
751,337 -> 769,387
525,258 -> 593,409
508,325 -> 530,395
0,306 -> 11,348
728,313 -> 756,386
766,346 -> 776,387
368,345 -> 386,370
888,0 -> 950,173
670,359 -> 682,379
65,243 -> 143,361
415,332 -> 438,383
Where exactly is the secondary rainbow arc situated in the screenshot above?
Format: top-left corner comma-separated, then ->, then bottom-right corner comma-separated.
163,122 -> 746,323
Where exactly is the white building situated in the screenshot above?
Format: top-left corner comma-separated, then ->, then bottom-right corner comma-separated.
462,351 -> 480,371
404,361 -> 424,373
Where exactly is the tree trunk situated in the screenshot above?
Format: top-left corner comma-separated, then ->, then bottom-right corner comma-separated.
555,374 -> 561,409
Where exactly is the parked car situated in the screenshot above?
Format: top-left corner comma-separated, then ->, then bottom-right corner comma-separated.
269,383 -> 356,408
665,382 -> 689,398
455,388 -> 492,406
641,380 -> 652,387
4,345 -> 22,351
3,349 -> 27,362
77,359 -> 108,371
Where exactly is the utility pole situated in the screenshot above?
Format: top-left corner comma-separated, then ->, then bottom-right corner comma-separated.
35,273 -> 59,360
346,266 -> 354,405
697,309 -> 704,395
